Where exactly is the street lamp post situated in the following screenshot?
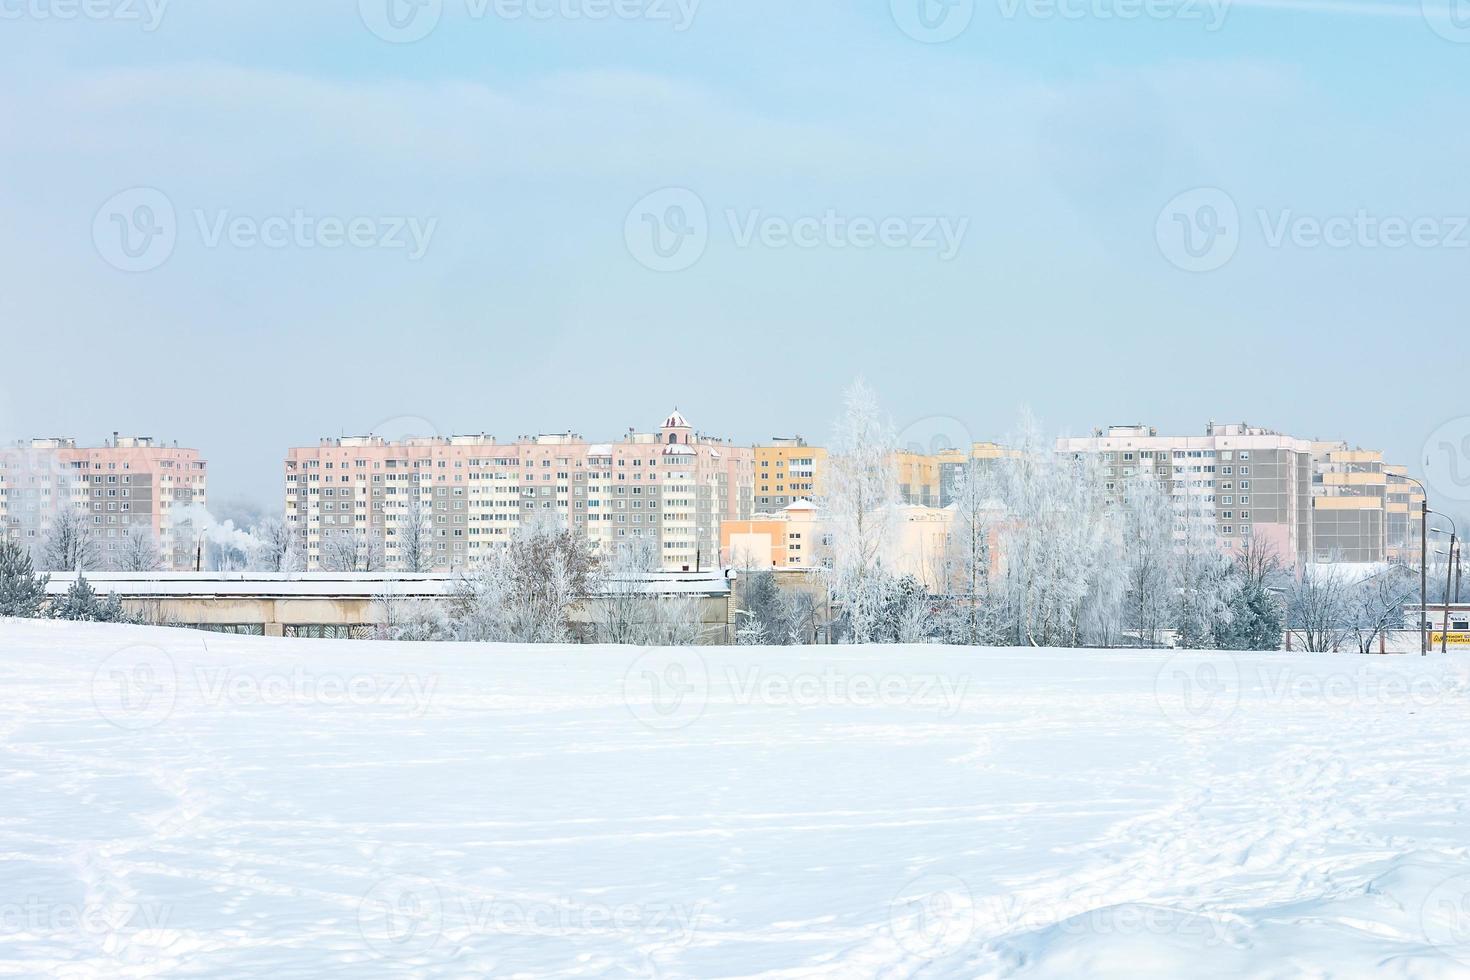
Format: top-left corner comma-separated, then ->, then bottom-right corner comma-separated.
1431,513 -> 1458,654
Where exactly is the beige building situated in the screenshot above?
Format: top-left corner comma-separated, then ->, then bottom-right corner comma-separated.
0,435 -> 207,570
1311,446 -> 1424,563
285,411 -> 753,572
754,438 -> 826,511
720,501 -> 957,591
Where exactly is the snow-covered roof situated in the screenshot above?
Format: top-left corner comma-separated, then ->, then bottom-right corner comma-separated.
43,570 -> 733,599
663,409 -> 690,429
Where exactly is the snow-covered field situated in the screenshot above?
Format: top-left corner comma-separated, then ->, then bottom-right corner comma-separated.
3,620 -> 1470,978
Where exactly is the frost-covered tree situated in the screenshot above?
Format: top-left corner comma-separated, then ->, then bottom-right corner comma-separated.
1347,565 -> 1416,655
453,513 -> 598,643
1214,536 -> 1285,650
0,539 -> 49,618
823,378 -> 899,643
112,527 -> 162,572
876,573 -> 932,643
939,458 -> 1001,645
250,517 -> 304,572
596,537 -> 659,643
1120,474 -> 1174,647
375,580 -> 455,641
734,568 -> 811,646
1287,559 -> 1353,652
394,499 -> 434,574
595,537 -> 704,644
319,530 -> 385,572
992,413 -> 1107,646
52,573 -> 131,623
1171,493 -> 1239,648
41,507 -> 101,572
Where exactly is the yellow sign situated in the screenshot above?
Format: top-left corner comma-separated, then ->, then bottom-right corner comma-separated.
1430,632 -> 1470,647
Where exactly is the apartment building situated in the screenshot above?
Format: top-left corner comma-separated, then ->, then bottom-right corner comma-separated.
1311,446 -> 1424,563
285,410 -> 753,572
1059,422 -> 1423,567
937,442 -> 1017,507
752,439 -> 971,512
1058,423 -> 1317,566
0,435 -> 208,569
754,438 -> 826,511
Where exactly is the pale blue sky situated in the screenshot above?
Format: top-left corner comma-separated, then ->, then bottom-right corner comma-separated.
1,0 -> 1467,511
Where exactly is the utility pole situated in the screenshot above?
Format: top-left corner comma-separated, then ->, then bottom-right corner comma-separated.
1445,530 -> 1457,654
1421,497 -> 1429,655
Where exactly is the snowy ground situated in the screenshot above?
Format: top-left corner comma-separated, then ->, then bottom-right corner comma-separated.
3,620 -> 1470,978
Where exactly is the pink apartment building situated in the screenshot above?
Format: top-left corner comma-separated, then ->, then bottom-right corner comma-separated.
0,435 -> 208,570
284,410 -> 754,571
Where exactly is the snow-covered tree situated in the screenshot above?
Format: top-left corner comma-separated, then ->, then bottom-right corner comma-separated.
375,580 -> 455,641
453,513 -> 598,643
1215,536 -> 1285,650
51,573 -> 130,623
1347,565 -> 1417,655
41,507 -> 101,572
0,539 -> 49,618
1287,559 -> 1353,652
251,517 -> 304,573
823,378 -> 899,643
596,537 -> 659,644
394,499 -> 434,574
991,413 -> 1105,646
877,573 -> 932,643
1171,492 -> 1239,648
939,458 -> 1001,645
319,530 -> 385,572
734,568 -> 818,645
1119,474 -> 1174,647
112,527 -> 163,572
